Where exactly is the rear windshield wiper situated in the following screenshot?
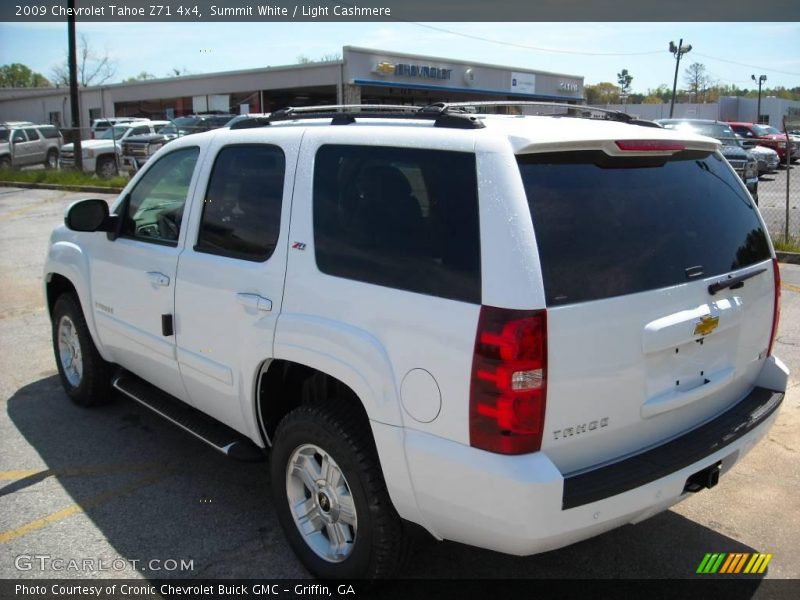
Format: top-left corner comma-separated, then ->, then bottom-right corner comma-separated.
708,268 -> 767,295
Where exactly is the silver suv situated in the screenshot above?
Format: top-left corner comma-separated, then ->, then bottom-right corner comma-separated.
0,123 -> 63,169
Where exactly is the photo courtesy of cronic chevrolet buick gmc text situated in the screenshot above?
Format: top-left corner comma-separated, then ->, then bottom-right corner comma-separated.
44,102 -> 788,579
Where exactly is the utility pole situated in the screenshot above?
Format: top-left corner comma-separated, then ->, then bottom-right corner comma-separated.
668,39 -> 692,118
67,0 -> 82,171
751,74 -> 767,124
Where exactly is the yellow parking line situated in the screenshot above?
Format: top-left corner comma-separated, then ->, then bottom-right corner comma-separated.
0,469 -> 176,544
782,282 -> 800,294
0,462 -> 161,481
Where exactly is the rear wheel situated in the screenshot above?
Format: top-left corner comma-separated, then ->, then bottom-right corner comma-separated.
96,156 -> 118,178
52,294 -> 113,407
270,403 -> 407,579
0,156 -> 10,169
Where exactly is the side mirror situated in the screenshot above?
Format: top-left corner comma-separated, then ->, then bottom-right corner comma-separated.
65,199 -> 116,232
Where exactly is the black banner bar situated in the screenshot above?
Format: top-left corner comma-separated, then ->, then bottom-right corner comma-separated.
2,579 -> 800,600
2,0 -> 800,22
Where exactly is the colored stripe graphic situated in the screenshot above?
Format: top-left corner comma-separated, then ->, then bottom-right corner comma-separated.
698,553 -> 773,574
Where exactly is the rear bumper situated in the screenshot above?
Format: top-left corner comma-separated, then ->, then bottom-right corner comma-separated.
400,358 -> 787,556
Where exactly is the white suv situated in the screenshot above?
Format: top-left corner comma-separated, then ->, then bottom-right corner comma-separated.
44,103 -> 788,579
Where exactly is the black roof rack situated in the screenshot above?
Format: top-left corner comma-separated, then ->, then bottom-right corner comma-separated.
423,101 -> 635,123
228,101 -> 653,131
229,104 -> 485,130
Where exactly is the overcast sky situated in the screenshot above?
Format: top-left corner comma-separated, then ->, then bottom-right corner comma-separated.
1,21 -> 799,93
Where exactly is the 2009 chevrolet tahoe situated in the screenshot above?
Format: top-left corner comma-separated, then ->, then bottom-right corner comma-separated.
45,103 -> 788,578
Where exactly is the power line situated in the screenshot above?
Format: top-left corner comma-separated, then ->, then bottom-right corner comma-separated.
409,22 -> 664,57
693,52 -> 800,77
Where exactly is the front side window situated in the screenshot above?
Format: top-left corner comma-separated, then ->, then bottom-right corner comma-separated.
196,144 -> 285,261
313,145 -> 481,303
12,130 -> 27,143
121,147 -> 199,244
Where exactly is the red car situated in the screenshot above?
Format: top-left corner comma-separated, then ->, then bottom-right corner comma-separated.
727,122 -> 798,161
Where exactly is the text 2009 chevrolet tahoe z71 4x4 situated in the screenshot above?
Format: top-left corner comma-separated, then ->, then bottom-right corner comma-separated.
45,103 -> 788,579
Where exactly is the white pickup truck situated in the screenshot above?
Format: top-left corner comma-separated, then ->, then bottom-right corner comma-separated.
60,121 -> 168,177
45,103 -> 788,579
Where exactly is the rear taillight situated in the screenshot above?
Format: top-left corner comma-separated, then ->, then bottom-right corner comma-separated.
768,258 -> 781,356
469,306 -> 547,455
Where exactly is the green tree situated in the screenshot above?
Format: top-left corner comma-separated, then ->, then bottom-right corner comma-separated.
0,63 -> 50,87
616,69 -> 633,95
585,82 -> 621,104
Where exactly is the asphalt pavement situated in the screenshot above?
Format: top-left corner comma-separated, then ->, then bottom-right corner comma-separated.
0,187 -> 798,584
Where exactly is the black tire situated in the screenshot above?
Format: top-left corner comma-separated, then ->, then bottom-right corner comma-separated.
270,402 -> 407,579
96,156 -> 117,178
44,149 -> 59,169
51,293 -> 114,407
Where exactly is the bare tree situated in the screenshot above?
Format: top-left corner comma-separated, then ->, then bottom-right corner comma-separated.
51,34 -> 116,87
169,67 -> 192,77
683,62 -> 711,103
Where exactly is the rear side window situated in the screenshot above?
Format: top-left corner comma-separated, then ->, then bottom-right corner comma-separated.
518,151 -> 770,306
38,126 -> 60,139
313,145 -> 481,303
196,144 -> 285,262
23,128 -> 40,141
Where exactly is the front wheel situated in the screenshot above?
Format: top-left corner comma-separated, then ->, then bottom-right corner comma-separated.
52,294 -> 113,406
270,403 -> 407,579
96,156 -> 118,178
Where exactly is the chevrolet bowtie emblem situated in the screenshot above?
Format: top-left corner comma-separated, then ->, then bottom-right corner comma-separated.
694,315 -> 720,337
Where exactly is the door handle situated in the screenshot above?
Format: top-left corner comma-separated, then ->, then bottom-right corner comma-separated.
146,271 -> 170,287
236,293 -> 272,312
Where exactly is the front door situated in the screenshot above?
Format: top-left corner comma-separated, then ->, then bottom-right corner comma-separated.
91,145 -> 202,400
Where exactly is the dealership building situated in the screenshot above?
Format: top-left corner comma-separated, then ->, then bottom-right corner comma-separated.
0,46 -> 585,132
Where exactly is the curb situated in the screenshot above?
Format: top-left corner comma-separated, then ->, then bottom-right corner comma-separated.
776,251 -> 800,265
0,181 -> 123,194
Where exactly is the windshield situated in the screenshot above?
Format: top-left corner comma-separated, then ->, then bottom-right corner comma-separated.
753,125 -> 782,136
172,117 -> 199,126
664,122 -> 741,145
157,124 -> 177,134
98,126 -> 131,140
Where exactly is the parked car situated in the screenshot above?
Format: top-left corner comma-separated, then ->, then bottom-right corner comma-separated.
120,115 -> 234,174
746,142 -> 781,174
61,121 -> 169,177
656,119 -> 759,201
727,122 -> 799,162
90,117 -> 148,139
46,102 -> 787,579
120,123 -> 181,175
0,123 -> 63,169
171,113 -> 234,135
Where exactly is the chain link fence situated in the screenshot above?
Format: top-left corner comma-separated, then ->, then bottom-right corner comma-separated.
757,148 -> 797,247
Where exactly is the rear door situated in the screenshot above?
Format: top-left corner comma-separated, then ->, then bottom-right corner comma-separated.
22,127 -> 44,164
517,148 -> 775,474
174,134 -> 295,433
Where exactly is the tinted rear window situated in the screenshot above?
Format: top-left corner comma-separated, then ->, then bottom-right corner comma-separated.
38,126 -> 60,139
518,151 -> 770,306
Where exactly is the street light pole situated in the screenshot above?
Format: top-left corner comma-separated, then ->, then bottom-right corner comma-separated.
668,38 -> 692,118
751,74 -> 767,124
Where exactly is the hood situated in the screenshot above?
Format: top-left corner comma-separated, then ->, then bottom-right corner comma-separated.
62,139 -> 116,152
718,144 -> 748,160
749,144 -> 779,156
122,133 -> 174,144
